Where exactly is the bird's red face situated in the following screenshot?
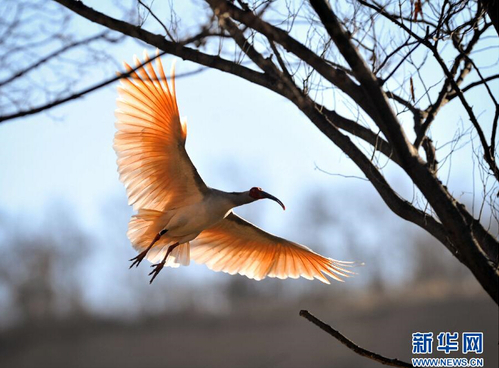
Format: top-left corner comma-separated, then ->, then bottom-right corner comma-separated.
249,187 -> 286,210
249,187 -> 263,199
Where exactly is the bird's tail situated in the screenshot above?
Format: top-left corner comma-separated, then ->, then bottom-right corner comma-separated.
127,209 -> 190,267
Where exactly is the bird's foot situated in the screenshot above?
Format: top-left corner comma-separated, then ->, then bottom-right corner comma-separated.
130,230 -> 168,269
149,261 -> 165,284
129,249 -> 149,269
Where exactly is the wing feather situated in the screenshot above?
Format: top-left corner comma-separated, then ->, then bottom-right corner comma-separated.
191,213 -> 354,283
114,51 -> 207,211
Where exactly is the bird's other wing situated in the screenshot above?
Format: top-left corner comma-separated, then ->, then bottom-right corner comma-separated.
190,212 -> 355,284
114,51 -> 208,211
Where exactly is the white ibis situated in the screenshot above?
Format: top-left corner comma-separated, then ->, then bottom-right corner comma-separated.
114,51 -> 355,284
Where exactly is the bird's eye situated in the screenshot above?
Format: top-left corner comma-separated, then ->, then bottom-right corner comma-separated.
249,187 -> 261,198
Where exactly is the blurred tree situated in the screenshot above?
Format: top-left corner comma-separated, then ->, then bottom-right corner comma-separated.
0,208 -> 90,325
0,0 -> 497,306
410,231 -> 471,289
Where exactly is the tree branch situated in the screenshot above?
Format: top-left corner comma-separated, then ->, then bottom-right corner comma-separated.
299,310 -> 413,368
207,0 -> 279,77
385,91 -> 424,117
208,0 -> 404,168
357,0 -> 499,182
309,0 -> 418,165
432,48 -> 499,182
323,108 -> 401,167
479,0 -> 499,34
137,0 -> 175,41
0,31 -> 113,88
269,41 -> 294,83
448,74 -> 499,101
209,0 -> 377,117
302,101 -> 458,262
53,0 -> 281,93
415,25 -> 485,149
0,54 -> 206,124
309,0 -> 499,303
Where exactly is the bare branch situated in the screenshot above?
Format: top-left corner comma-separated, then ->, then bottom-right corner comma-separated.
448,74 -> 499,100
310,0 -> 418,163
137,0 -> 175,41
208,0 -> 375,117
299,310 -> 413,368
304,102 -> 457,261
323,108 -> 401,166
0,55 -> 206,124
479,0 -> 499,34
52,0 -> 281,93
385,91 -> 424,117
0,32 -> 113,88
415,25 -> 485,149
432,50 -> 499,182
207,1 -> 279,77
357,0 -> 499,182
269,41 -> 294,83
310,0 -> 499,302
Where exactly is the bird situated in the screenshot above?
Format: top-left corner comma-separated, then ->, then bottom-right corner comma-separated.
114,51 -> 356,284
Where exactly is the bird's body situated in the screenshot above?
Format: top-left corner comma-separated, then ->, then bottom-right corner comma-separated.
114,52 -> 356,284
141,189 -> 249,243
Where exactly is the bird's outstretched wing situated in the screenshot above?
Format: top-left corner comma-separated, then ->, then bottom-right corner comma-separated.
190,213 -> 354,283
114,52 -> 207,211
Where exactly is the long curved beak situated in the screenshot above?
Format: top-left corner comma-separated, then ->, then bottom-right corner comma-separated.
261,191 -> 286,210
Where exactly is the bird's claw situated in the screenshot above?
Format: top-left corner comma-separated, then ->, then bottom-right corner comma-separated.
149,261 -> 165,284
129,250 -> 148,269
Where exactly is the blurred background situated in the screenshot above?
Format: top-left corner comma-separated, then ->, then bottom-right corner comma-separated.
0,0 -> 497,367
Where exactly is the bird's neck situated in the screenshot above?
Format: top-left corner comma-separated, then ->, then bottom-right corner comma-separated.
221,191 -> 254,209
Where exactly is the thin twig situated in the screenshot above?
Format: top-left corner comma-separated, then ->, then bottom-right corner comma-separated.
448,74 -> 499,99
137,0 -> 175,41
0,32 -> 113,87
0,53 -> 206,124
299,310 -> 413,368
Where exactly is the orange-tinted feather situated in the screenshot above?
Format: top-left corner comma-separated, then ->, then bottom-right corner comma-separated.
191,212 -> 355,283
114,51 -> 208,212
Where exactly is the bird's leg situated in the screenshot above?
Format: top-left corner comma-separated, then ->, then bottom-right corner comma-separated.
129,229 -> 168,268
149,242 -> 180,284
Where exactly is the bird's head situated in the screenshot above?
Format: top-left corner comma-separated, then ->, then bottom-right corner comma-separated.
249,187 -> 285,210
